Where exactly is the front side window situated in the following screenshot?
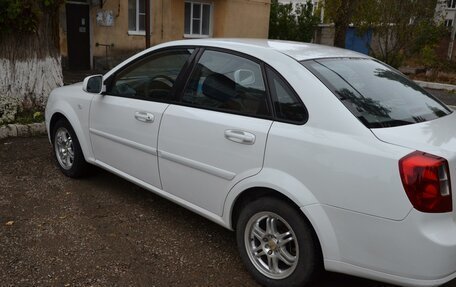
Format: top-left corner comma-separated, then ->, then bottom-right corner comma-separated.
303,58 -> 451,128
108,49 -> 193,101
129,0 -> 146,33
182,50 -> 271,117
184,2 -> 212,37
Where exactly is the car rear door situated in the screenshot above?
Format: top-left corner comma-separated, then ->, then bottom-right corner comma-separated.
157,49 -> 274,215
89,48 -> 195,188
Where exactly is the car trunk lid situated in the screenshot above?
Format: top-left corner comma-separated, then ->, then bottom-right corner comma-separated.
371,112 -> 456,155
372,112 -> 456,215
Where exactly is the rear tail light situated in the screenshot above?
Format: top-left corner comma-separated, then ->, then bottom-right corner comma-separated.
399,151 -> 452,213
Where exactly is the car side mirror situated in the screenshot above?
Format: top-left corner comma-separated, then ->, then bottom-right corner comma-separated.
83,75 -> 104,94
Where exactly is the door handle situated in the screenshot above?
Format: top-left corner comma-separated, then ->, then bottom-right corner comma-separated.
224,130 -> 256,145
134,111 -> 154,123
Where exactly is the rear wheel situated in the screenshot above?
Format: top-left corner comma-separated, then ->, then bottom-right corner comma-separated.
52,119 -> 88,178
236,197 -> 322,287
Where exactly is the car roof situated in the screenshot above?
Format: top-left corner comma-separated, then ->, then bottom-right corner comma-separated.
159,38 -> 369,61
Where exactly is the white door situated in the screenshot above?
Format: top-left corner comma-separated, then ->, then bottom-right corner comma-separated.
90,48 -> 195,188
158,50 -> 273,215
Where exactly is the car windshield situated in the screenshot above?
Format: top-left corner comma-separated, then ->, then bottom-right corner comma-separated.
302,58 -> 451,128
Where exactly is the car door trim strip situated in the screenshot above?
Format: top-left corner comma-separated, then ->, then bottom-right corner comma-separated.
89,128 -> 158,156
158,150 -> 236,181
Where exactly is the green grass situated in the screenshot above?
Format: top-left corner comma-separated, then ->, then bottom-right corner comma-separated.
9,110 -> 44,125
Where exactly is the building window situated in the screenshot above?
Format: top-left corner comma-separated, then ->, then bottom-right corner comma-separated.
129,0 -> 146,34
445,19 -> 454,27
184,2 -> 212,37
448,0 -> 456,8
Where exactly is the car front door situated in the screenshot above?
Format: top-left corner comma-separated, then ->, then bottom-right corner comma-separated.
89,48 -> 195,188
158,49 -> 273,215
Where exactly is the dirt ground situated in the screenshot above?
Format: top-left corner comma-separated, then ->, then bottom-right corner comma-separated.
2,88 -> 456,286
0,136 -> 399,287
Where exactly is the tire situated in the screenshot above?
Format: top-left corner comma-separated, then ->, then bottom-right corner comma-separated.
52,118 -> 89,178
236,197 -> 323,287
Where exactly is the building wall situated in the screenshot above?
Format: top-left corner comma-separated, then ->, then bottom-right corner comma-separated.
212,0 -> 270,38
155,0 -> 185,44
436,0 -> 456,26
60,0 -> 270,70
91,0 -> 146,58
314,25 -> 334,46
59,0 -> 147,69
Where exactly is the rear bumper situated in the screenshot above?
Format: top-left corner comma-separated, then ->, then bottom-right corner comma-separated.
303,205 -> 456,286
324,260 -> 456,287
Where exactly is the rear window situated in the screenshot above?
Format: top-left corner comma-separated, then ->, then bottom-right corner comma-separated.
302,58 -> 451,128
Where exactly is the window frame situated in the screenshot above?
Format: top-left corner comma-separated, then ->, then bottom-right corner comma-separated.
448,0 -> 456,9
128,0 -> 147,35
176,47 -> 275,120
184,1 -> 213,38
176,47 -> 309,124
104,45 -> 311,124
103,47 -> 199,103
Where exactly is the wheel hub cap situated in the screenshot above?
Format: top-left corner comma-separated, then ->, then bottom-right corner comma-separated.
267,239 -> 278,251
54,127 -> 74,170
244,212 -> 299,279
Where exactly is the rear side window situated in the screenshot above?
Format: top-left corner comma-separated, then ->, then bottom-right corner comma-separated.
182,50 -> 271,117
303,58 -> 451,128
266,67 -> 307,123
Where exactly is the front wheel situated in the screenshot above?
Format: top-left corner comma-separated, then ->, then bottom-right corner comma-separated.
52,119 -> 89,178
236,197 -> 322,287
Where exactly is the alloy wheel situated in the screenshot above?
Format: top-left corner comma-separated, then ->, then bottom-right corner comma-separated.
54,127 -> 75,170
244,211 -> 299,279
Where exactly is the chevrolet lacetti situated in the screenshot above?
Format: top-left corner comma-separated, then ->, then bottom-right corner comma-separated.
45,39 -> 456,286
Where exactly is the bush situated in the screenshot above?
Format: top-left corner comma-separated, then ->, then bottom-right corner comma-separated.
269,0 -> 320,42
0,96 -> 20,125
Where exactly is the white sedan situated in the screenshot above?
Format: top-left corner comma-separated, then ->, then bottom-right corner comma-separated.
45,39 -> 456,287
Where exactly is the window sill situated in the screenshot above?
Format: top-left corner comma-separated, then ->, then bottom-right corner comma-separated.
184,34 -> 211,39
128,31 -> 146,36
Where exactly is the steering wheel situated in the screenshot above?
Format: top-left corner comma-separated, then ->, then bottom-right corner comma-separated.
146,75 -> 176,99
149,75 -> 175,86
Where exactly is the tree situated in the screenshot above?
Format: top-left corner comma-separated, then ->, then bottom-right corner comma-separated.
353,0 -> 446,67
296,2 -> 321,42
269,0 -> 297,40
323,0 -> 445,67
0,0 -> 63,124
323,0 -> 359,48
269,0 -> 320,43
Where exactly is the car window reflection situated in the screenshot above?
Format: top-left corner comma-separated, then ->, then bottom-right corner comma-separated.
304,58 -> 451,128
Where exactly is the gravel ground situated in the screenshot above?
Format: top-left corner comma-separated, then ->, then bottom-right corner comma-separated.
1,89 -> 456,286
0,137 -> 400,287
1,138 -> 251,286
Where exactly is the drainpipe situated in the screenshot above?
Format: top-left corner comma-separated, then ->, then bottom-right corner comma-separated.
161,0 -> 164,41
320,0 -> 325,23
448,11 -> 456,60
145,0 -> 151,48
